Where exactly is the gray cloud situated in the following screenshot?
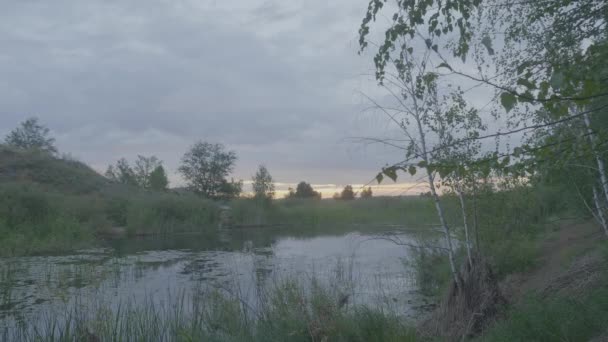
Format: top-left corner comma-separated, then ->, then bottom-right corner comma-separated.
0,0 -> 502,193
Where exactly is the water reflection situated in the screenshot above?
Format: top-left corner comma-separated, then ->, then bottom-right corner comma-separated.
0,227 -> 434,333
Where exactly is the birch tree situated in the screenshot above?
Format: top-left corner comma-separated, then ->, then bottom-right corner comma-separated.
514,104 -> 608,238
431,93 -> 486,268
365,43 -> 469,289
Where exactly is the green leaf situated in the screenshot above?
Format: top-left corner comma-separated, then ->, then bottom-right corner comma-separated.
513,147 -> 522,157
500,92 -> 517,112
383,167 -> 398,182
550,71 -> 564,90
517,78 -> 536,90
481,35 -> 494,55
376,172 -> 384,184
516,61 -> 532,75
538,81 -> 550,100
437,62 -> 452,71
408,165 -> 417,176
519,91 -> 535,103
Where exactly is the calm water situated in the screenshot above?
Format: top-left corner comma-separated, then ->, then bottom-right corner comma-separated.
0,227 -> 435,333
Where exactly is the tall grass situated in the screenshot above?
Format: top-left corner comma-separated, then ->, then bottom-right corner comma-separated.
405,246 -> 453,297
123,192 -> 219,235
0,182 -> 220,256
2,280 -> 418,342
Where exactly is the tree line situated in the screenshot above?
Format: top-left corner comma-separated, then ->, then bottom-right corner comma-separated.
3,118 -> 373,201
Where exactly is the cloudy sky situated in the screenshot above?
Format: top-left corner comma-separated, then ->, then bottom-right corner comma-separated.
0,0 -> 506,196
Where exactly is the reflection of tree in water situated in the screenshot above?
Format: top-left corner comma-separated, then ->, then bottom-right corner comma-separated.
241,239 -> 274,313
252,249 -> 274,288
224,229 -> 277,251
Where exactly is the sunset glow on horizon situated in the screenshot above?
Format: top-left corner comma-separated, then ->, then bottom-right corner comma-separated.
241,181 -> 430,198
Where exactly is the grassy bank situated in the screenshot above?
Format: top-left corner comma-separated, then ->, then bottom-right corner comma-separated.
0,146 -> 220,256
0,145 -> 452,256
0,182 -> 220,256
404,181 -> 608,340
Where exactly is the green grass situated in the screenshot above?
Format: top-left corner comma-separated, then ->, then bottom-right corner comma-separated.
0,145 -> 110,194
2,281 -> 418,342
476,234 -> 608,341
229,196 -> 444,228
477,287 -> 608,341
0,181 -> 221,256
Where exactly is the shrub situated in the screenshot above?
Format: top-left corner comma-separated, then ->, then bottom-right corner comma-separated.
125,193 -> 219,235
406,246 -> 453,297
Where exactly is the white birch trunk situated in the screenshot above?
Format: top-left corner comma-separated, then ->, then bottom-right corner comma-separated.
583,112 -> 608,207
414,114 -> 462,289
592,186 -> 608,238
472,182 -> 481,253
458,189 -> 473,268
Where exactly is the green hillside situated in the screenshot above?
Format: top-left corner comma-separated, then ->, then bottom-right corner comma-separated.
0,145 -> 219,256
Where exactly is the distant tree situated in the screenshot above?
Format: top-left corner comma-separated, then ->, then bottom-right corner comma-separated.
360,187 -> 373,199
294,181 -> 321,199
149,165 -> 169,191
179,141 -> 240,199
252,165 -> 275,200
332,192 -> 341,200
134,155 -> 162,188
216,178 -> 243,200
340,185 -> 355,200
5,117 -> 57,154
285,187 -> 296,199
105,156 -> 168,190
105,158 -> 138,186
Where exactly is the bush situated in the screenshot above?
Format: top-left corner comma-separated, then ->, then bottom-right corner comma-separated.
125,193 -> 219,235
0,183 -> 94,255
105,196 -> 129,226
406,246 -> 453,297
489,232 -> 538,278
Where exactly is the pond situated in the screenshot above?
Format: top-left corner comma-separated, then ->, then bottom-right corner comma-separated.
0,226 -> 436,336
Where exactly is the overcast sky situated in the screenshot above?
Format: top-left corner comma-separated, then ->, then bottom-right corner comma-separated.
0,0 -> 509,196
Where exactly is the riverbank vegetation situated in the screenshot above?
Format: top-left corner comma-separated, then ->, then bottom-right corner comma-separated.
0,145 -> 220,256
3,279 -> 417,342
2,0 -> 608,340
0,144 -> 439,256
353,0 -> 608,339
